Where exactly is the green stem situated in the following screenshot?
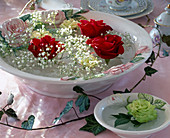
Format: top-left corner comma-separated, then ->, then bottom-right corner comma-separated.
146,15 -> 150,25
87,95 -> 102,101
0,113 -> 93,131
3,104 -> 8,110
129,75 -> 146,92
72,107 -> 80,119
129,30 -> 162,92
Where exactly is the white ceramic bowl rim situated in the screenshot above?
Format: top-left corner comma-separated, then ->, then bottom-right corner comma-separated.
94,93 -> 170,135
0,10 -> 152,84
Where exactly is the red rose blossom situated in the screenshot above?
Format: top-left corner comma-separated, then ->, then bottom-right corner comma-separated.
78,19 -> 113,38
28,35 -> 64,59
86,34 -> 124,59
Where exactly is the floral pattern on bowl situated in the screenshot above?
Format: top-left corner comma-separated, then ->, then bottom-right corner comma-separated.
104,46 -> 150,75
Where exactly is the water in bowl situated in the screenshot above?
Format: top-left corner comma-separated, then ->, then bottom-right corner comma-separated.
102,104 -> 166,131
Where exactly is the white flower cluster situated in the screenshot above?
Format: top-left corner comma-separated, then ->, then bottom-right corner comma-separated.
64,34 -> 103,70
56,26 -> 75,38
0,11 -> 109,79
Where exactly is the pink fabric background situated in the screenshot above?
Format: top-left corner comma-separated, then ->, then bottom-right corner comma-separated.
0,0 -> 170,137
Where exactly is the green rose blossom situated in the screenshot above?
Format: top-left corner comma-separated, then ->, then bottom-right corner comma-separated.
127,99 -> 157,123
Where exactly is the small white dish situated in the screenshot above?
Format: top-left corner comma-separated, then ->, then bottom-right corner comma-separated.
88,0 -> 147,16
81,0 -> 154,19
94,93 -> 170,138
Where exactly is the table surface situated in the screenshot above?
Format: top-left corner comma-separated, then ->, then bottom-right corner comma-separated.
0,0 -> 170,138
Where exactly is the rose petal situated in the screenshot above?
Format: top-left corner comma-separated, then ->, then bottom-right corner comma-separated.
78,19 -> 112,38
87,34 -> 124,59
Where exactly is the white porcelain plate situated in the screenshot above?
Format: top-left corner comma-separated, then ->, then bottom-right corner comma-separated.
124,0 -> 154,19
81,0 -> 154,19
94,93 -> 170,138
88,0 -> 147,16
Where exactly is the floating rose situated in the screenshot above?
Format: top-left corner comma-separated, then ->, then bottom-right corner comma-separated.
1,18 -> 28,47
86,34 -> 124,59
28,35 -> 65,60
127,99 -> 157,123
78,19 -> 113,38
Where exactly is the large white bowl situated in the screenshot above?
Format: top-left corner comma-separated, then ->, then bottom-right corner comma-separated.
0,11 -> 152,98
94,93 -> 170,138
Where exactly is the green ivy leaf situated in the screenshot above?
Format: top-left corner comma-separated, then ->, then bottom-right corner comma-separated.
144,66 -> 158,76
73,9 -> 89,15
19,14 -> 31,22
113,88 -> 130,94
112,113 -> 131,127
71,9 -> 88,21
5,108 -> 17,118
145,51 -> 156,64
21,115 -> 35,130
0,111 -> 4,121
162,49 -> 169,57
75,95 -> 90,113
62,100 -> 73,114
71,14 -> 81,18
138,93 -> 154,104
131,120 -> 142,127
115,118 -> 130,127
162,34 -> 170,47
130,57 -> 145,63
112,113 -> 132,119
62,9 -> 73,20
80,114 -> 106,136
153,99 -> 166,110
73,86 -> 85,94
53,100 -> 73,124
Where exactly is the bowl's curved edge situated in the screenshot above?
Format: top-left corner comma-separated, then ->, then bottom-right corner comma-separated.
0,10 -> 153,85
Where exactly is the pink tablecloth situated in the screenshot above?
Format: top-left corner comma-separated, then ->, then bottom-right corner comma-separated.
0,0 -> 170,138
